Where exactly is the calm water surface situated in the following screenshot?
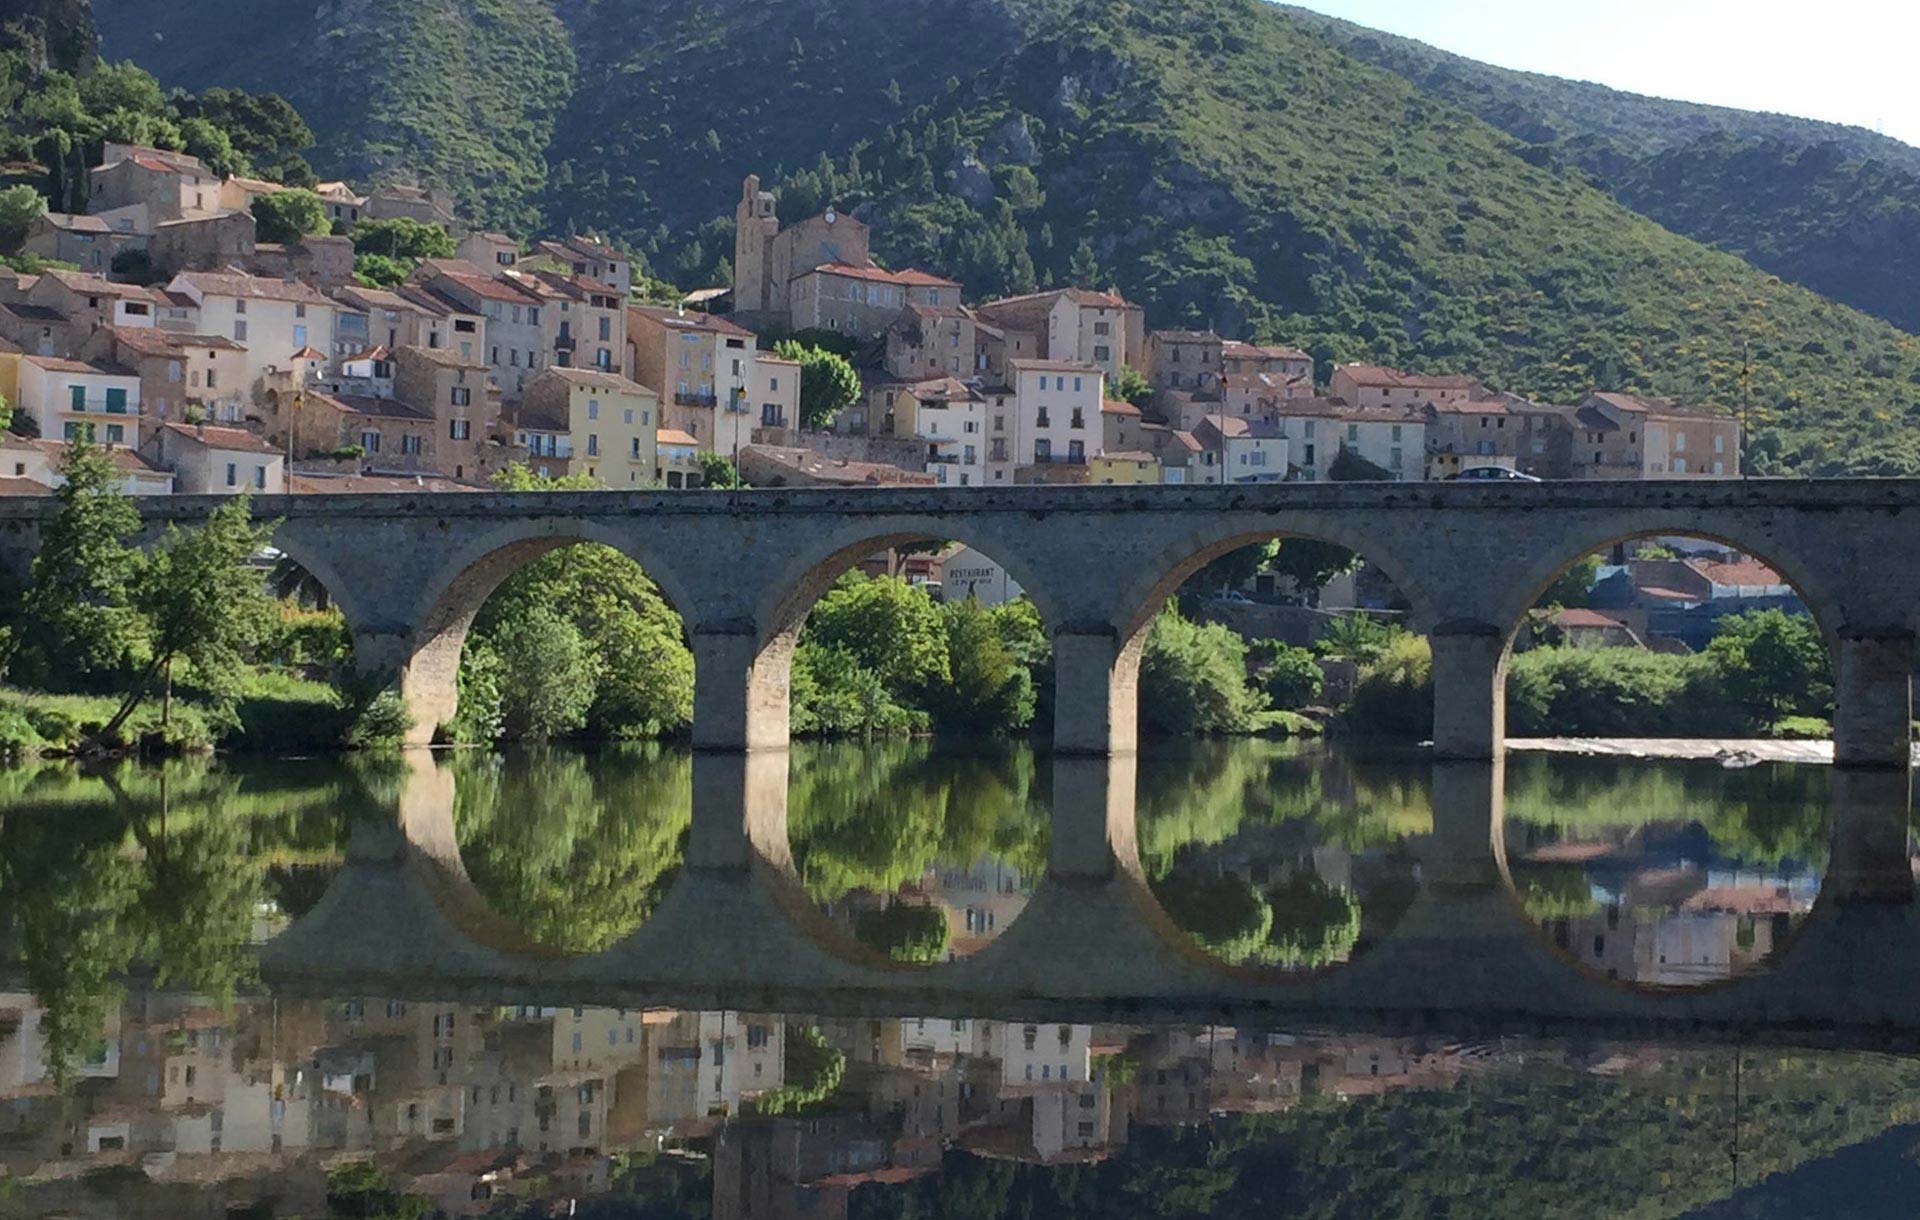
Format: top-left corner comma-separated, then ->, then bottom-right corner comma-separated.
0,740 -> 1900,1218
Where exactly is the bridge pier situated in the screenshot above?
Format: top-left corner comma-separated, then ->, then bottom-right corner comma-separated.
1825,769 -> 1914,905
1052,628 -> 1141,756
1429,620 -> 1507,760
353,626 -> 455,746
691,628 -> 793,752
1048,753 -> 1139,881
1833,627 -> 1914,769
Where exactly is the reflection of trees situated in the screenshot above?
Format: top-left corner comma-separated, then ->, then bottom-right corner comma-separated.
1265,873 -> 1360,967
1504,755 -> 1829,868
0,756 -> 377,1086
452,745 -> 690,953
787,741 -> 1046,902
854,901 -> 950,962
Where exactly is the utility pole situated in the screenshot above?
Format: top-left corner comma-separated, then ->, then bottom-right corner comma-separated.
1738,340 -> 1752,479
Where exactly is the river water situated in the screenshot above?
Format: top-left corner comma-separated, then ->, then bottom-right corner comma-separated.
0,740 -> 1908,1217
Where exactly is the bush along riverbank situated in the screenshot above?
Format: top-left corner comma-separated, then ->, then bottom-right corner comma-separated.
0,440 -> 409,759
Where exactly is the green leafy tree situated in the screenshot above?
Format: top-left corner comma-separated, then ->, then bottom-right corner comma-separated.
1153,870 -> 1271,963
1328,446 -> 1393,481
931,596 -> 1035,733
0,183 -> 44,250
489,462 -> 602,491
772,339 -> 862,429
1112,363 -> 1154,409
103,496 -> 278,739
325,1161 -> 430,1219
1539,554 -> 1602,608
479,607 -> 598,739
351,252 -> 412,288
1252,640 -> 1324,709
12,438 -> 144,688
1270,538 -> 1361,598
350,217 -> 454,286
251,188 -> 331,243
805,573 -> 949,693
1706,608 -> 1832,725
696,450 -> 740,488
1140,606 -> 1268,735
754,1025 -> 845,1116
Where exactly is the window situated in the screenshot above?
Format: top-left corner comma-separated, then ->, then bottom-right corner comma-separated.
104,388 -> 126,413
449,419 -> 470,441
1035,439 -> 1052,462
1068,440 -> 1085,462
630,437 -> 641,458
292,324 -> 307,347
1070,407 -> 1085,429
168,361 -> 182,382
401,435 -> 422,455
587,434 -> 599,456
1391,424 -> 1402,441
234,300 -> 246,315
1675,431 -> 1687,452
587,399 -> 600,420
1072,376 -> 1083,392
105,423 -> 124,444
1093,345 -> 1110,361
528,308 -> 540,325
69,385 -> 85,411
233,320 -> 247,342
225,462 -> 237,487
623,408 -> 633,424
1714,434 -> 1725,454
254,465 -> 267,489
451,387 -> 471,406
361,430 -> 381,453
1347,423 -> 1359,441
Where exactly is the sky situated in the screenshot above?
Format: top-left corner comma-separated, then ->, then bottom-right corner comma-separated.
1288,1 -> 1920,148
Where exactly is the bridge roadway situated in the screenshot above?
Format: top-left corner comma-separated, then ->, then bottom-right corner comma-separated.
0,478 -> 1914,760
247,751 -> 1920,1050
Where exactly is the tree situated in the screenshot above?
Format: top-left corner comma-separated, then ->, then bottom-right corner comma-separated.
1706,609 -> 1832,725
805,573 -> 949,693
1328,446 -> 1393,481
102,496 -> 278,739
489,462 -> 602,491
1539,554 -> 1602,608
349,216 -> 455,275
250,188 -> 330,243
772,340 -> 862,429
0,184 -> 44,250
696,450 -> 739,488
1189,539 -> 1277,595
1113,363 -> 1154,409
1252,640 -> 1323,709
478,608 -> 599,739
1139,606 -> 1268,735
1153,871 -> 1272,963
1270,538 -> 1361,598
12,438 -> 144,688
351,252 -> 412,288
931,595 -> 1035,732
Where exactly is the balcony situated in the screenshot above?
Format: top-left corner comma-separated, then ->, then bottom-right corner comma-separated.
65,396 -> 134,415
1030,453 -> 1087,466
675,390 -> 718,408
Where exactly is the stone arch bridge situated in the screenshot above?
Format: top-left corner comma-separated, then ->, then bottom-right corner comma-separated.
0,480 -> 1913,764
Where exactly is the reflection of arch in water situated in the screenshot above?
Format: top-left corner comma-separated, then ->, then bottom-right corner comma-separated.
1496,754 -> 1835,994
259,752 -> 564,983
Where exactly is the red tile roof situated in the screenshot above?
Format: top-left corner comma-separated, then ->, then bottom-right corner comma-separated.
158,422 -> 281,454
1336,363 -> 1480,391
807,261 -> 960,288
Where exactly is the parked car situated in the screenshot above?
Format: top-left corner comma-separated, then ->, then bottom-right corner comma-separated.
1208,589 -> 1253,603
1450,466 -> 1542,482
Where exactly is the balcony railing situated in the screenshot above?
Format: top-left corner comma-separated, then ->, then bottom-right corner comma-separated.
1030,453 -> 1087,466
675,390 -> 718,408
65,397 -> 134,415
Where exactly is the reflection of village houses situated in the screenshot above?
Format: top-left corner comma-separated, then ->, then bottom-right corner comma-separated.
1508,822 -> 1818,985
0,986 -> 1759,1217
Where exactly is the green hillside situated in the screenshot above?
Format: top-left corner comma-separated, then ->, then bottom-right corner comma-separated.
77,0 -> 1920,474
1283,4 -> 1920,333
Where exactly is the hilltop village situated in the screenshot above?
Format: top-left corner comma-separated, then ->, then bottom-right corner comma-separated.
4,154 -> 1742,498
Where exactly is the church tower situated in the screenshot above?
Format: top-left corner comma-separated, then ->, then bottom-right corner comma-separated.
733,175 -> 780,320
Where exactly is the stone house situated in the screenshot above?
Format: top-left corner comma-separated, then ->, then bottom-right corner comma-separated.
1423,398 -> 1520,480
78,326 -> 247,428
526,234 -> 630,290
1008,358 -> 1105,476
0,302 -> 72,357
1575,392 -> 1740,479
885,304 -> 979,381
392,346 -> 502,482
788,262 -> 961,340
456,231 -> 520,271
1192,415 -> 1289,484
313,181 -> 368,227
142,421 -> 286,494
732,175 -> 872,326
163,271 -> 337,403
974,287 -> 1145,386
655,427 -> 702,488
1269,398 -> 1427,482
292,390 -> 436,468
408,259 -> 546,400
737,445 -> 935,488
1101,397 -> 1149,452
517,269 -> 625,376
86,144 -> 222,230
20,212 -> 138,272
26,269 -> 163,342
1220,340 -> 1313,385
971,317 -> 1039,386
626,304 -> 758,455
1328,364 -> 1482,410
521,366 -> 658,489
364,183 -> 456,228
898,376 -> 986,487
148,210 -> 258,276
2,353 -> 143,446
1144,330 -> 1224,398
330,284 -> 484,365
244,233 -> 356,290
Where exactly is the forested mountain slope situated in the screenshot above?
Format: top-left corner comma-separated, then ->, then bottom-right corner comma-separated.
80,0 -> 1920,474
1284,4 -> 1920,332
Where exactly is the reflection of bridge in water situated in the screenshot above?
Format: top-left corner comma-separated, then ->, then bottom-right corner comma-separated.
260,750 -> 1920,1050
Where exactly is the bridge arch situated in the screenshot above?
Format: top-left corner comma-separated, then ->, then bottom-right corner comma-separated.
394,518 -> 703,745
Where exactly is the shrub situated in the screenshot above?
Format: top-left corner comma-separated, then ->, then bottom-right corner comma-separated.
1140,607 -> 1269,735
0,708 -> 41,757
344,690 -> 414,748
1505,647 -> 1738,736
1343,634 -> 1432,738
1252,639 -> 1324,709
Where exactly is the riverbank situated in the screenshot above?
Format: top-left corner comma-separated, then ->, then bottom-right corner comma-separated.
1507,737 -> 1840,765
